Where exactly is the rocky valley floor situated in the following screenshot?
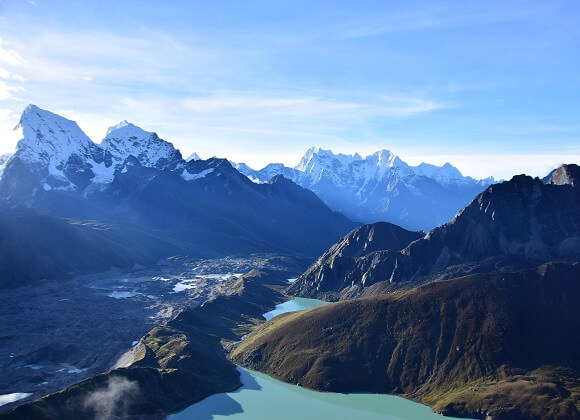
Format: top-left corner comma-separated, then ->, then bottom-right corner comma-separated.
0,254 -> 306,414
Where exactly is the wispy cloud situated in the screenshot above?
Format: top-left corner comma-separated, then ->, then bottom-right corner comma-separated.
341,1 -> 549,39
0,79 -> 23,101
0,38 -> 26,101
0,38 -> 24,65
82,376 -> 139,420
182,94 -> 444,118
1,30 -> 197,84
0,67 -> 25,82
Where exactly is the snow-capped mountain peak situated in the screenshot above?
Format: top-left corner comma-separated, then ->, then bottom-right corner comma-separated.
185,152 -> 201,162
7,104 -> 110,191
15,104 -> 95,165
365,149 -> 404,168
101,121 -> 182,170
4,106 -> 186,193
296,146 -> 362,173
410,162 -> 494,186
105,120 -> 148,138
233,145 -> 496,230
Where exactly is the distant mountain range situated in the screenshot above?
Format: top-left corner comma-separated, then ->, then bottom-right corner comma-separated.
233,147 -> 496,231
289,164 -> 580,300
0,105 -> 357,288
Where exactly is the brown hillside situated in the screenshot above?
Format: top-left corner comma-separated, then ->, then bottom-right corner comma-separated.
233,262 -> 580,419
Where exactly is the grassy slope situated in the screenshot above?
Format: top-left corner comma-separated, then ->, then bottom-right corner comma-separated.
232,262 -> 580,419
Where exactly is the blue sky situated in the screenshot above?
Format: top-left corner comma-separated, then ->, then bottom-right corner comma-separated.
0,0 -> 579,179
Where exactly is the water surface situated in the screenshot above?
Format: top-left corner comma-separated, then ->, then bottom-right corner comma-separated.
262,297 -> 329,320
171,367 -> 462,420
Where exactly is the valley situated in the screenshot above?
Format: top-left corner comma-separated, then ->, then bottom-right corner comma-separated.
0,254 -> 307,415
0,105 -> 577,420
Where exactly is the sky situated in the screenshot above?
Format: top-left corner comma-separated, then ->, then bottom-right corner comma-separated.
0,0 -> 579,179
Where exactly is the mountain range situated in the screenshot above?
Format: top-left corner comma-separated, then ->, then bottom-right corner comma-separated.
234,147 -> 496,231
289,164 -> 580,300
0,105 -> 357,288
1,104 -> 578,419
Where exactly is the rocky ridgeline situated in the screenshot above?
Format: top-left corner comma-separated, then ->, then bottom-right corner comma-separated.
290,165 -> 580,300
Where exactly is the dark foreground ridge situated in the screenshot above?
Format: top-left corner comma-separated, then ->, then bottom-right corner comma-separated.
2,270 -> 288,419
233,262 -> 580,419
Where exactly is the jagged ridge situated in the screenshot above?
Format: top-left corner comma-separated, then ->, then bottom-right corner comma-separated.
290,168 -> 580,300
234,146 -> 496,231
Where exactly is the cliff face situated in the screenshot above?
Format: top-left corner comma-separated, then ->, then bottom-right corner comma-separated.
287,222 -> 422,300
547,163 -> 579,187
233,262 -> 580,419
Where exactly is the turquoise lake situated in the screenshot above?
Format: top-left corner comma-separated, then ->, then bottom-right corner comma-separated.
262,296 -> 330,320
170,298 -> 467,420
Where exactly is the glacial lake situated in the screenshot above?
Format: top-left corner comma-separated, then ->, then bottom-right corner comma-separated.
262,297 -> 329,320
171,298 -> 465,420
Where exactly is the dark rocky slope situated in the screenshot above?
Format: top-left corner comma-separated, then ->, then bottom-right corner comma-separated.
99,158 -> 357,258
288,222 -> 422,300
2,270 -> 288,419
0,203 -> 189,290
233,262 -> 580,419
290,165 -> 580,300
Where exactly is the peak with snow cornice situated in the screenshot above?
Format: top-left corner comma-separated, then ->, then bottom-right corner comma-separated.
412,162 -> 465,186
365,150 -> 404,168
105,120 -> 149,138
101,121 -> 182,171
296,146 -> 363,173
15,105 -> 97,166
2,106 -> 186,196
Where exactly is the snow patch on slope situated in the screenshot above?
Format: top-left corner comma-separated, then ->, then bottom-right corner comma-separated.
181,168 -> 214,181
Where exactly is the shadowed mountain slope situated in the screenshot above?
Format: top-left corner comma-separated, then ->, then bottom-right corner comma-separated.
0,202 -> 190,290
290,222 -> 423,300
